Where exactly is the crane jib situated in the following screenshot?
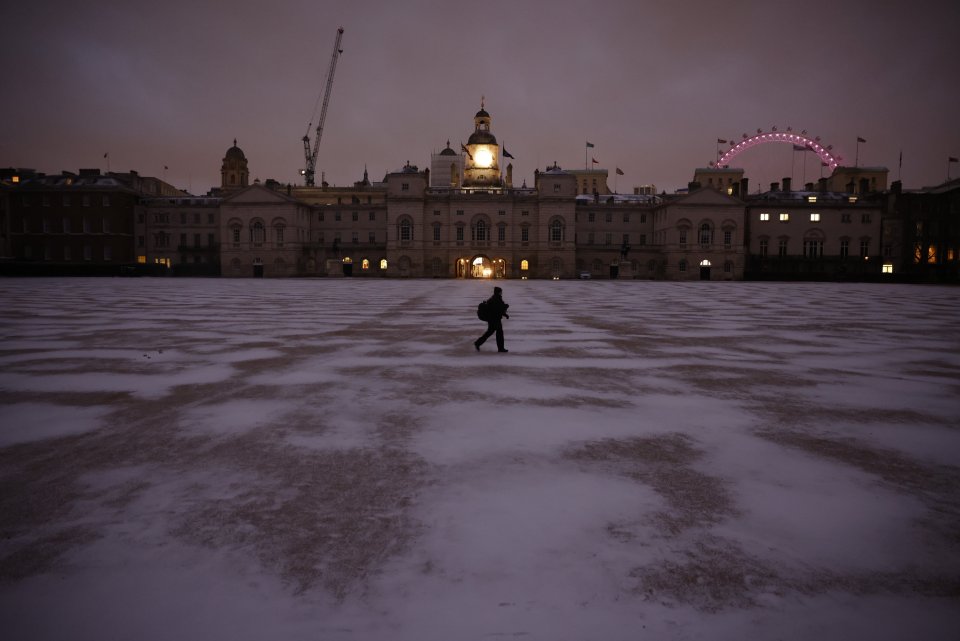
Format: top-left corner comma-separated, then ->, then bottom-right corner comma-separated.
302,27 -> 344,187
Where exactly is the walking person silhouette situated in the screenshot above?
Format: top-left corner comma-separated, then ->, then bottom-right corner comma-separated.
475,286 -> 510,353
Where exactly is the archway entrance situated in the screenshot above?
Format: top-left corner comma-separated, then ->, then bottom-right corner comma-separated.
457,255 -> 503,278
699,259 -> 712,281
253,258 -> 263,278
342,256 -> 353,277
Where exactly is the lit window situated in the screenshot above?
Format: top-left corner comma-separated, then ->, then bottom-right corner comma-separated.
882,264 -> 893,274
520,259 -> 529,270
380,259 -> 388,270
779,213 -> 790,222
848,196 -> 858,203
807,196 -> 817,203
760,213 -> 770,221
361,259 -> 370,270
810,213 -> 820,222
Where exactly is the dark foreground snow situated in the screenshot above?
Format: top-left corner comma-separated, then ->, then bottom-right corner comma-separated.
1,278 -> 958,640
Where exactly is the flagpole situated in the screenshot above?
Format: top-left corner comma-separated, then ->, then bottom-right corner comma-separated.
855,138 -> 860,168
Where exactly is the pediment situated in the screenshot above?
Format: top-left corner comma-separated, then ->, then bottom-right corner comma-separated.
676,188 -> 743,206
222,184 -> 297,205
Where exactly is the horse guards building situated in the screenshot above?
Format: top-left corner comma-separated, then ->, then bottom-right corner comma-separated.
2,103 -> 958,282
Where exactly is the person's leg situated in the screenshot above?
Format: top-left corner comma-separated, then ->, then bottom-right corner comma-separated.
476,322 -> 495,348
495,322 -> 506,351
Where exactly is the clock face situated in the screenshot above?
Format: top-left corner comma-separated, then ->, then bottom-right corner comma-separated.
474,147 -> 494,168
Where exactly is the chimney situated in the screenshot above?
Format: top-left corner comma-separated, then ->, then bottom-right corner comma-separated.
782,177 -> 791,192
770,181 -> 779,192
731,182 -> 740,197
818,177 -> 828,193
805,182 -> 814,191
891,180 -> 902,194
688,181 -> 701,191
846,180 -> 855,193
740,177 -> 749,196
859,178 -> 869,194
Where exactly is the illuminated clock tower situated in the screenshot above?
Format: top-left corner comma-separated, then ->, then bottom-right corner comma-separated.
463,99 -> 500,187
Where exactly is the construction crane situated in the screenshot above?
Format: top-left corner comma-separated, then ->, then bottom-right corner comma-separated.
301,27 -> 344,187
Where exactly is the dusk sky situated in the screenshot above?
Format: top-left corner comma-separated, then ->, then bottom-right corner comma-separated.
4,0 -> 958,195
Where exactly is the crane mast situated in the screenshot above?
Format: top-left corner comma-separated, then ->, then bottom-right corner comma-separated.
302,27 -> 344,187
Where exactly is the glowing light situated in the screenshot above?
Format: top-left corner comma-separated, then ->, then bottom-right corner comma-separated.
474,147 -> 494,168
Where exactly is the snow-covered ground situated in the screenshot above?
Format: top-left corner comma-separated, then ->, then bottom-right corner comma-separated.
1,277 -> 958,641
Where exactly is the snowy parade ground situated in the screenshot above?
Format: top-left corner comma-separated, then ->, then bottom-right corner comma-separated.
1,277 -> 958,640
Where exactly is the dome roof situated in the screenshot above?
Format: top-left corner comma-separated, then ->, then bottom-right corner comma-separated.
467,130 -> 497,145
225,139 -> 246,160
439,141 -> 457,156
475,108 -> 490,119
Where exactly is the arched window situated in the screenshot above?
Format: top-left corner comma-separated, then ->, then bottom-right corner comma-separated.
361,258 -> 370,271
251,221 -> 265,246
274,224 -> 285,246
379,258 -> 388,270
699,222 -> 713,246
475,220 -> 487,242
399,219 -> 412,242
520,259 -> 529,271
550,219 -> 563,243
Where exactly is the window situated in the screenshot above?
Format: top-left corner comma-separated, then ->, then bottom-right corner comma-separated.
362,259 -> 370,271
623,213 -> 630,223
699,223 -> 712,246
840,240 -> 849,258
194,233 -> 201,247
232,227 -> 241,243
138,235 -> 145,247
588,212 -> 595,222
520,259 -> 529,271
641,214 -> 647,223
208,213 -> 215,224
433,223 -> 441,241
380,259 -> 388,270
456,210 -> 464,216
475,220 -> 487,242
759,239 -> 768,256
842,213 -> 851,223
208,233 -> 215,246
104,246 -> 112,261
810,213 -> 820,222
639,234 -> 646,246
456,225 -> 464,242
369,211 -> 376,221
400,219 -> 412,242
498,225 -> 505,242
83,245 -> 92,261
369,232 -> 376,244
604,233 -> 611,245
803,239 -> 823,258
723,230 -> 732,248
521,210 -> 529,217
251,221 -> 265,246
679,260 -> 687,272
318,212 -> 325,222
605,212 -> 612,223
807,196 -> 817,203
553,183 -> 561,193
861,214 -> 872,224
860,239 -> 870,257
779,213 -> 790,222
550,220 -> 563,243
778,239 -> 788,257
401,183 -> 409,191
587,232 -> 594,245
882,264 -> 893,274
352,232 -> 358,244
433,210 -> 440,216
275,225 -> 284,246
335,212 -> 341,221
759,213 -> 770,221
352,212 -> 358,222
679,231 -> 687,247
498,210 -> 505,216
180,213 -> 187,224
521,227 -> 529,243
180,233 -> 187,247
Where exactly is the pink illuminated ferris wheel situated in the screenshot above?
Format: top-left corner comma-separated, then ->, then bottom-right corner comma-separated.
715,129 -> 841,171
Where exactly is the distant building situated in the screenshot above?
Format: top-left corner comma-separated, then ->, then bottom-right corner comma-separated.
882,178 -> 960,282
1,168 -> 179,275
138,195 -> 222,275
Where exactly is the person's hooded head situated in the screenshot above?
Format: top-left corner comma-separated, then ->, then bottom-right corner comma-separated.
494,286 -> 503,295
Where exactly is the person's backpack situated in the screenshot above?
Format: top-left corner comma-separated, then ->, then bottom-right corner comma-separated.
477,299 -> 490,322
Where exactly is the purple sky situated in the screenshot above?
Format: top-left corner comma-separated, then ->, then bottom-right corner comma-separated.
3,0 -> 958,195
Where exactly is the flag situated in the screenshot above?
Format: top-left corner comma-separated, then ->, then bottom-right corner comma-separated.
103,152 -> 108,158
616,167 -> 624,175
950,157 -> 959,163
717,139 -> 727,144
164,165 -> 169,170
591,157 -> 599,164
585,141 -> 594,148
857,137 -> 867,143
793,144 -> 807,151
899,151 -> 902,169
502,147 -> 514,159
